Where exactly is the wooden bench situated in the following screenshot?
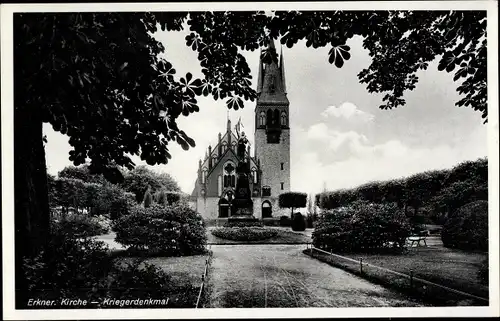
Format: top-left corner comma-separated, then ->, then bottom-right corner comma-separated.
408,235 -> 428,247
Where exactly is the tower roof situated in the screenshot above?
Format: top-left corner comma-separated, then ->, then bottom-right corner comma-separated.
256,39 -> 289,105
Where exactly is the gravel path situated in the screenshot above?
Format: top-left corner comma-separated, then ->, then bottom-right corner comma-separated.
207,245 -> 424,308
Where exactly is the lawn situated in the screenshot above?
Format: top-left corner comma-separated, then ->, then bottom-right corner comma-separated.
207,226 -> 311,244
114,253 -> 210,308
305,245 -> 488,306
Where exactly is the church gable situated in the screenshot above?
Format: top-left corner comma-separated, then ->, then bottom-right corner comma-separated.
203,148 -> 238,197
200,129 -> 257,173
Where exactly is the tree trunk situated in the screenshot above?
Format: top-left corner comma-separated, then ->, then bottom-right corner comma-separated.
14,101 -> 50,304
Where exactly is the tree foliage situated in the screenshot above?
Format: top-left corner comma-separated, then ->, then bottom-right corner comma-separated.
49,175 -> 135,219
121,165 -> 180,202
17,11 -> 487,180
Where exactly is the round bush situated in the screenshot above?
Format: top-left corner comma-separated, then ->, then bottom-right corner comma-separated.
211,227 -> 278,241
312,201 -> 411,253
113,204 -> 207,256
441,200 -> 488,251
291,212 -> 306,231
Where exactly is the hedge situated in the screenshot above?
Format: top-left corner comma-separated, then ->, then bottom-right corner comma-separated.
279,215 -> 291,227
315,158 -> 488,223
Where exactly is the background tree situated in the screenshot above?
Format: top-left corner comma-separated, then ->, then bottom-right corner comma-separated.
143,186 -> 153,208
307,194 -> 314,215
278,192 -> 308,217
121,165 -> 180,202
14,10 -> 487,298
154,189 -> 169,207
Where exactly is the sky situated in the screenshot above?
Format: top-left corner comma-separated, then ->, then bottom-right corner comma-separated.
43,17 -> 488,195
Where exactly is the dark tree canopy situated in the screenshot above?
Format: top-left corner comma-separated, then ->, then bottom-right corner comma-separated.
279,192 -> 308,211
17,11 -> 487,177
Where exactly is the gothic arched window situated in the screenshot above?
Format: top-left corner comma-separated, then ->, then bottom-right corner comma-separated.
221,142 -> 227,154
281,112 -> 287,126
273,109 -> 280,126
251,168 -> 258,184
266,109 -> 273,126
201,169 -> 207,184
259,111 -> 266,127
223,161 -> 236,188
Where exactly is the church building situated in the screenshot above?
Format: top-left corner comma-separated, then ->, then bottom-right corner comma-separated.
189,41 -> 291,223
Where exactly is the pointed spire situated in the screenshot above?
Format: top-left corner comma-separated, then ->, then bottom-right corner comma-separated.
257,48 -> 264,94
280,45 -> 287,94
227,116 -> 231,133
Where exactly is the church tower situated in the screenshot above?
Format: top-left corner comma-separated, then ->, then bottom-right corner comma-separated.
254,40 -> 291,204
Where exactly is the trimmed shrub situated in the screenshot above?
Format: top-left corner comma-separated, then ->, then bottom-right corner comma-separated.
291,212 -> 306,231
278,192 -> 307,217
279,215 -> 291,227
211,227 -> 278,241
55,213 -> 109,237
113,204 -> 207,256
441,200 -> 488,252
312,201 -> 411,253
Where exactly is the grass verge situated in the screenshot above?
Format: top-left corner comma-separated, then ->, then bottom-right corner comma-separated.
303,247 -> 488,307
